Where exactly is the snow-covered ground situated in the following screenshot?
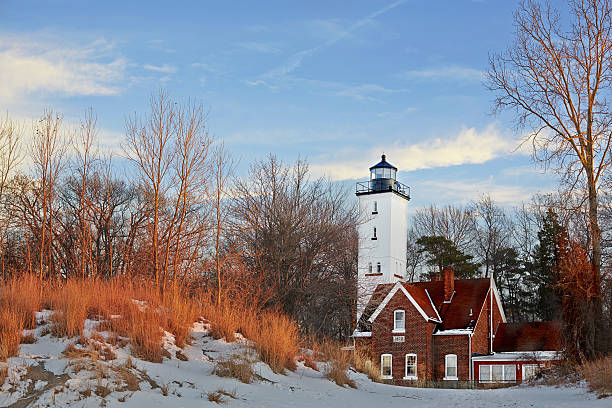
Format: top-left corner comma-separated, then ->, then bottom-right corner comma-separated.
0,312 -> 607,408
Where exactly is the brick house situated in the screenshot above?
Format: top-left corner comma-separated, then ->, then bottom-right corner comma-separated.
353,268 -> 562,384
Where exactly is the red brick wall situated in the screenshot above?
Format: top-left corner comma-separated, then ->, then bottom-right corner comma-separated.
432,335 -> 470,380
472,288 -> 505,356
371,289 -> 436,381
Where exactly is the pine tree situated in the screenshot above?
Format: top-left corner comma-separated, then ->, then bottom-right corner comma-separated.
416,235 -> 479,280
526,210 -> 565,321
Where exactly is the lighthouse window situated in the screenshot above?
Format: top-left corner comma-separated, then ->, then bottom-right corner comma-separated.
373,201 -> 378,214
368,262 -> 372,273
376,262 -> 381,273
373,227 -> 377,238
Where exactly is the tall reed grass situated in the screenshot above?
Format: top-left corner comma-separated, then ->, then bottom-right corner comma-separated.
0,275 -> 301,375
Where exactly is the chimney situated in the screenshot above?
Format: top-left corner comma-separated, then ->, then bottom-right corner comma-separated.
443,267 -> 455,302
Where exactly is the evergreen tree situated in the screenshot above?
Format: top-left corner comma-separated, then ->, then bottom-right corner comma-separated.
526,210 -> 565,321
416,235 -> 479,280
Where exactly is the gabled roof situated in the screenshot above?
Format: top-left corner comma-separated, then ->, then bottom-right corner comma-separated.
367,282 -> 442,325
412,278 -> 491,331
493,322 -> 562,352
355,283 -> 394,332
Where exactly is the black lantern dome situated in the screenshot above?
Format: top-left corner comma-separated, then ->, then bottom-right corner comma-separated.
369,154 -> 397,181
355,154 -> 410,200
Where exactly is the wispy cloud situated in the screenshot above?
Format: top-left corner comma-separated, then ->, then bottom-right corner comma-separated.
310,124 -> 526,180
0,36 -> 126,105
238,41 -> 282,54
400,65 -> 484,82
143,63 -> 177,73
335,84 -> 407,102
253,0 -> 408,84
245,76 -> 407,102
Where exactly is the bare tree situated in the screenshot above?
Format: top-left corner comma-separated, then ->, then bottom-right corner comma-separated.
0,114 -> 22,277
31,110 -> 69,280
413,204 -> 476,252
74,109 -> 99,279
125,91 -> 176,287
209,143 -> 237,304
488,0 -> 612,290
473,195 -> 512,278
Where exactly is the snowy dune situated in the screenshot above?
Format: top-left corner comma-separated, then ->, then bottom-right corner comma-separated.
0,314 -> 607,408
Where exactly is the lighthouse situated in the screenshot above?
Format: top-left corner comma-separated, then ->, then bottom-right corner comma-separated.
355,155 -> 410,321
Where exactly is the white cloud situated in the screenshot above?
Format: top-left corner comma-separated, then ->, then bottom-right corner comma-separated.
417,178 -> 548,207
310,124 -> 526,180
143,64 -> 177,73
400,65 -> 484,82
0,36 -> 126,105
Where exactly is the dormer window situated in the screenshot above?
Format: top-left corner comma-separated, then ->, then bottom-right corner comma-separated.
393,310 -> 405,333
372,201 -> 378,214
372,227 -> 377,240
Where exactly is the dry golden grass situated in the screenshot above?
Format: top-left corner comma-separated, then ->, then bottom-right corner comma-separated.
253,310 -> 299,373
214,352 -> 255,384
201,296 -> 300,374
581,356 -> 612,398
1,275 -> 303,374
1,274 -> 41,330
352,349 -> 380,382
49,280 -> 89,338
0,307 -> 23,360
318,339 -> 356,388
0,365 -> 7,386
297,353 -> 318,371
0,276 -> 204,364
207,391 -> 225,404
20,332 -> 36,344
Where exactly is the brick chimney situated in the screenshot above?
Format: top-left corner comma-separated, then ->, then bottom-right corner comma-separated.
443,267 -> 455,302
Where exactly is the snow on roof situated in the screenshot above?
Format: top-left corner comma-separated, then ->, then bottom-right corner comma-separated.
352,331 -> 372,338
471,351 -> 562,361
432,328 -> 473,336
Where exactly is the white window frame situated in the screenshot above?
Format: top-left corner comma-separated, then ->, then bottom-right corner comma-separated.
444,354 -> 458,380
393,310 -> 405,333
404,354 -> 417,380
381,354 -> 392,379
478,364 -> 518,383
521,364 -> 541,382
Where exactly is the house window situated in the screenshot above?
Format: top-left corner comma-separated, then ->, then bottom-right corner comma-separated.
404,354 -> 417,379
479,365 -> 491,382
478,364 -> 517,383
368,262 -> 372,273
444,354 -> 458,380
381,354 -> 392,379
373,201 -> 378,214
504,365 -> 516,382
492,365 -> 503,382
522,364 -> 540,381
393,310 -> 405,333
376,262 -> 381,273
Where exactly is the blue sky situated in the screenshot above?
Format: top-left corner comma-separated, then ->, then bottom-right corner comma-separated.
0,0 -> 559,208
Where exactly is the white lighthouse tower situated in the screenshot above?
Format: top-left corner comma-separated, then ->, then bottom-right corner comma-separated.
356,155 -> 410,321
